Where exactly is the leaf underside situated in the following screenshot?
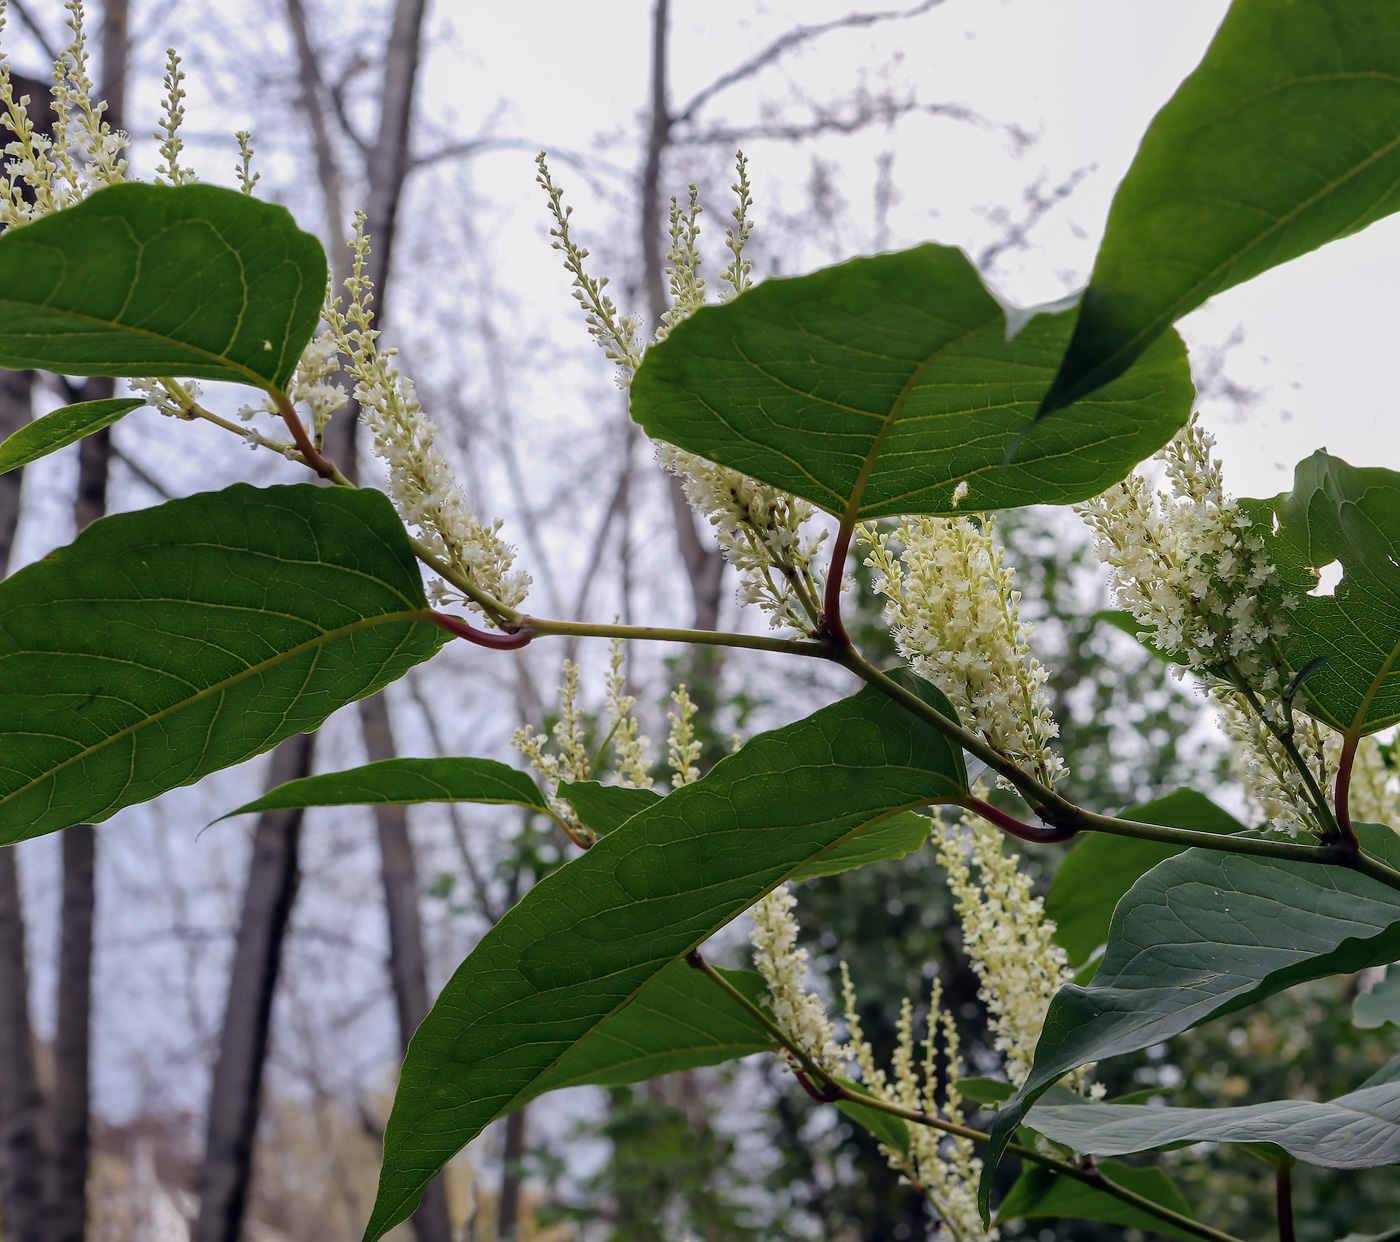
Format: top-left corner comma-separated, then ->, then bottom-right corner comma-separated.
1043,0 -> 1400,412
630,244 -> 1192,519
0,482 -> 442,845
365,676 -> 967,1240
996,1158 -> 1199,1242
0,182 -> 326,390
0,398 -> 144,476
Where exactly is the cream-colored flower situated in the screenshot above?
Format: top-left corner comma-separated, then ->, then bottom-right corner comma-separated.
749,885 -> 843,1077
862,515 -> 1065,789
666,685 -> 702,788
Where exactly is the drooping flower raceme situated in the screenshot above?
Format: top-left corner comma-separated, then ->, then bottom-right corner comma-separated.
936,815 -> 1077,1088
862,515 -> 1065,789
327,214 -> 529,619
843,971 -> 992,1242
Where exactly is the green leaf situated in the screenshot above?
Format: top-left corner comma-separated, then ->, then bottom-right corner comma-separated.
559,780 -> 660,835
220,757 -> 549,821
630,244 -> 1192,519
996,1158 -> 1198,1241
790,810 -> 932,880
1041,0 -> 1400,413
1355,967 -> 1400,1029
0,482 -> 443,845
365,678 -> 967,1240
955,1077 -> 1017,1106
1362,1056 -> 1400,1089
1047,790 -> 1246,967
513,960 -> 776,1103
0,398 -> 143,475
1258,453 -> 1400,736
836,1079 -> 911,1155
984,824 -> 1400,1215
0,182 -> 326,390
1028,1082 -> 1400,1169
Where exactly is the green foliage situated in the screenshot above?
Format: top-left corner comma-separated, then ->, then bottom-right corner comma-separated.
631,244 -> 1193,518
0,183 -> 326,390
1028,1081 -> 1400,1168
1263,452 -> 1400,736
0,397 -> 143,475
987,825 -> 1400,1208
0,483 -> 442,845
1047,789 -> 1245,967
1354,970 -> 1400,1029
1042,0 -> 1400,413
516,961 -> 775,1104
221,756 -> 550,820
996,1159 -> 1199,1240
365,679 -> 967,1239
559,780 -> 660,834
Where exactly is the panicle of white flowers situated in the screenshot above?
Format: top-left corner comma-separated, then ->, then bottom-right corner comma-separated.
535,153 -> 645,386
235,130 -> 259,195
513,660 -> 592,837
1216,690 -> 1333,835
1078,415 -> 1291,698
1,0 -> 127,229
605,637 -> 653,789
1349,735 -> 1400,829
936,815 -> 1080,1089
720,151 -> 753,302
749,885 -> 843,1076
666,685 -> 702,788
842,969 -> 991,1242
154,48 -> 191,186
655,185 -> 705,343
657,443 -> 829,633
289,327 -> 347,444
326,215 -> 528,618
862,515 -> 1066,789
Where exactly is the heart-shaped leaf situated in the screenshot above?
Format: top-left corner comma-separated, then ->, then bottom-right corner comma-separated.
631,244 -> 1192,520
1042,0 -> 1400,413
0,182 -> 326,391
364,677 -> 967,1240
0,398 -> 143,476
0,483 -> 442,844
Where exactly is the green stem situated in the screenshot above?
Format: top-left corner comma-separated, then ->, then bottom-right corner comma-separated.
686,952 -> 1243,1242
1276,1161 -> 1296,1242
408,538 -> 521,629
525,617 -> 832,659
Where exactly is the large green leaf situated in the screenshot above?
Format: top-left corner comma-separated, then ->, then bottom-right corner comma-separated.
365,678 -> 967,1239
983,824 -> 1400,1215
1354,967 -> 1400,1029
559,780 -> 660,835
1047,790 -> 1246,967
514,961 -> 775,1104
1042,0 -> 1400,414
790,810 -> 932,880
0,398 -> 143,475
221,757 -> 549,820
630,244 -> 1192,519
996,1158 -> 1198,1241
1028,1082 -> 1400,1169
1260,453 -> 1400,736
0,182 -> 325,390
0,483 -> 442,845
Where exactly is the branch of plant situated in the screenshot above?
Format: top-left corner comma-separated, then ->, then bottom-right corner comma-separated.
685,949 -> 1244,1242
1276,1161 -> 1296,1242
1335,732 -> 1362,850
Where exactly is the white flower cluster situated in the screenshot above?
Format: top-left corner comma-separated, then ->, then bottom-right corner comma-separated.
935,816 -> 1078,1089
1349,736 -> 1400,829
1,0 -> 127,230
666,685 -> 702,788
655,185 -> 706,343
843,972 -> 992,1242
1078,415 -> 1289,696
863,516 -> 1066,789
748,884 -> 844,1077
326,215 -> 529,618
153,48 -> 191,187
1216,692 -> 1334,836
657,443 -> 828,634
513,659 -> 593,839
605,638 -> 654,789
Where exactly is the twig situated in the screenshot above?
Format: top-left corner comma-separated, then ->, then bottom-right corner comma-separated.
1276,1161 -> 1296,1242
1335,733 -> 1361,850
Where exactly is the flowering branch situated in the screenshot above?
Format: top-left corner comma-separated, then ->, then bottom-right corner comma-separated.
684,949 -> 1245,1242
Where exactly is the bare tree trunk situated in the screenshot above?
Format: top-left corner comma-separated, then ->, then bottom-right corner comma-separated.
497,1107 -> 526,1240
193,733 -> 314,1242
358,692 -> 453,1242
0,374 -> 42,1242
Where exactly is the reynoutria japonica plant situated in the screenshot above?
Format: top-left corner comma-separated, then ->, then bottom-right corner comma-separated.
5,2 -> 1400,1239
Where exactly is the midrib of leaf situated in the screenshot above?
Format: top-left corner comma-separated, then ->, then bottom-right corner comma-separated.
4,293 -> 275,392
0,606 -> 433,816
482,798 -> 938,1125
1093,81 -> 1400,386
1346,627 -> 1400,737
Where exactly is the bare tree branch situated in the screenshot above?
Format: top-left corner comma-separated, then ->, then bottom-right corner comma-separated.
672,0 -> 944,126
675,97 -> 991,148
976,164 -> 1093,272
5,0 -> 59,64
110,443 -> 174,501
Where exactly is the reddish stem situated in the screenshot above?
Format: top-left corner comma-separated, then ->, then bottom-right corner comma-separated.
793,1067 -> 842,1104
276,401 -> 338,480
821,522 -> 855,649
1275,1162 -> 1296,1242
431,611 -> 532,650
962,795 -> 1079,844
1334,734 -> 1361,850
